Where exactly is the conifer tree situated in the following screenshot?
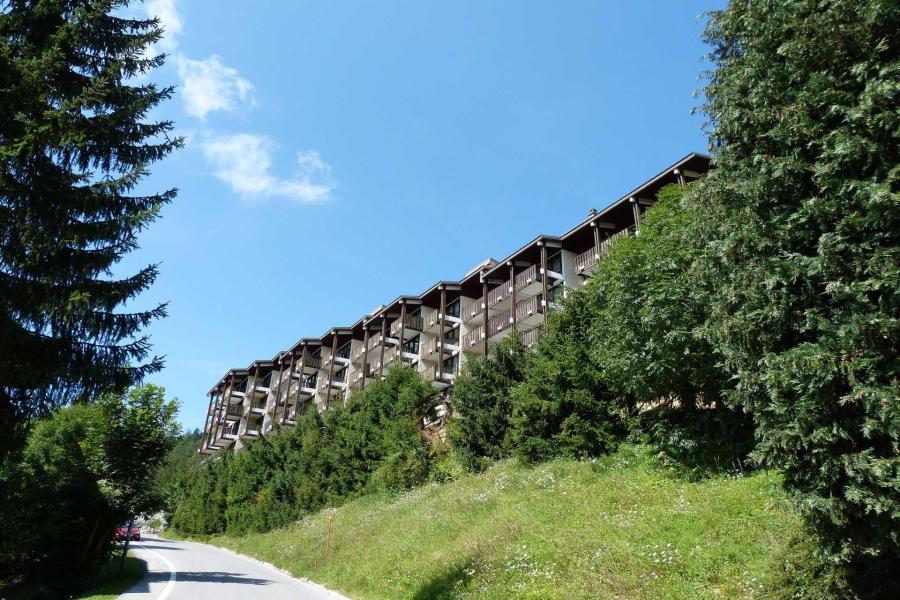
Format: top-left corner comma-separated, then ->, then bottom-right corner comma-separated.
699,0 -> 899,570
0,0 -> 180,447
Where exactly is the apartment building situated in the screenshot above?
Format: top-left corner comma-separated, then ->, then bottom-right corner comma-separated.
200,153 -> 709,454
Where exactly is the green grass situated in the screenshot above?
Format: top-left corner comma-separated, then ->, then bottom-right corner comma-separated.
75,552 -> 143,600
171,445 -> 802,599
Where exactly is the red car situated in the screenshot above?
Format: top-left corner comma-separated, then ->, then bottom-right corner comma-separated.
114,524 -> 141,541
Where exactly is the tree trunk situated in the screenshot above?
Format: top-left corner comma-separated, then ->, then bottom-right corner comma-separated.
119,516 -> 134,572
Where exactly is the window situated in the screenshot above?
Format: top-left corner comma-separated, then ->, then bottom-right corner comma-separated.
442,355 -> 459,375
403,334 -> 420,355
443,326 -> 460,344
547,251 -> 563,274
334,366 -> 348,383
446,298 -> 461,318
303,373 -> 317,389
337,341 -> 351,359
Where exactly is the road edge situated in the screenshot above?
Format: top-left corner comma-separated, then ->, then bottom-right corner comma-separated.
159,534 -> 352,600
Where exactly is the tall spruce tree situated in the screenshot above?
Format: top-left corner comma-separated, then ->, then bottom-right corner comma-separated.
699,0 -> 899,573
0,0 -> 180,448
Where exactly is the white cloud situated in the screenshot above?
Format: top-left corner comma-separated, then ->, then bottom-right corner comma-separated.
202,134 -> 334,203
176,55 -> 255,119
145,0 -> 183,52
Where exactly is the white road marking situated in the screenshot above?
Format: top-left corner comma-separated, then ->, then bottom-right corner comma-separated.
134,542 -> 177,600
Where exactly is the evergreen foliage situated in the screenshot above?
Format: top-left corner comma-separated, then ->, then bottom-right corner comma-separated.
0,384 -> 178,592
589,184 -> 753,469
510,289 -> 621,462
450,333 -> 527,465
698,0 -> 899,566
0,0 -> 181,449
169,367 -> 437,536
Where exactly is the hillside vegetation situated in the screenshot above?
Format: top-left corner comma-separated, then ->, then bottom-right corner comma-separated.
176,446 -> 801,600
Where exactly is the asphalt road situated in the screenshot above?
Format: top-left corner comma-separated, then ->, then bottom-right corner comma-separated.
120,534 -> 348,600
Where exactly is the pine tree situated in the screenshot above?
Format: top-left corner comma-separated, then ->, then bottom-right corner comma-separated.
0,0 -> 181,448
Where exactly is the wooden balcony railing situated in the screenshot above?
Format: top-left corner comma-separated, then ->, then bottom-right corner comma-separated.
421,337 -> 439,357
383,346 -> 398,365
599,227 -> 634,257
522,326 -> 542,347
225,404 -> 243,418
514,295 -> 543,321
514,264 -> 540,291
302,353 -> 321,370
575,247 -> 597,272
462,325 -> 484,350
432,365 -> 455,382
425,308 -> 445,329
487,281 -> 511,307
463,298 -> 483,322
487,309 -> 512,337
390,313 -> 424,337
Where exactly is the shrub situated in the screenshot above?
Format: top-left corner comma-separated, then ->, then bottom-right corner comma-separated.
510,288 -> 623,462
589,184 -> 754,469
169,366 -> 437,536
450,334 -> 527,466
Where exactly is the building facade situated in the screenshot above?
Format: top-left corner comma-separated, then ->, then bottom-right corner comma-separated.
199,153 -> 710,454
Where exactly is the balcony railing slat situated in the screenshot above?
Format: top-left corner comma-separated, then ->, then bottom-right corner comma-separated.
486,281 -> 511,307
514,264 -> 540,291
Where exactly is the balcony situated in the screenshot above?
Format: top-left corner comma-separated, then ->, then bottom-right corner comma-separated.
461,325 -> 485,352
350,366 -> 374,389
215,423 -> 239,447
424,308 -> 460,334
224,404 -> 243,420
296,352 -> 321,371
290,375 -> 316,398
390,314 -> 424,338
318,375 -> 348,393
599,227 -> 635,257
575,247 -> 598,274
463,298 -> 484,323
420,336 -> 439,359
486,281 -> 511,308
487,309 -> 512,338
323,349 -> 351,369
514,295 -> 544,327
249,400 -> 267,415
420,336 -> 459,362
431,364 -> 454,387
522,326 -> 543,348
352,341 -> 367,362
240,426 -> 260,440
514,264 -> 542,294
228,380 -> 247,402
383,346 -> 399,367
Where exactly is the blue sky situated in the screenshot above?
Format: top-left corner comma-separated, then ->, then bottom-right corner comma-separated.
127,0 -> 719,431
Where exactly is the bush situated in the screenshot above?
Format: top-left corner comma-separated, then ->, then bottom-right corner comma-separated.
450,334 -> 527,465
588,184 -> 753,469
510,288 -> 623,462
169,366 -> 438,536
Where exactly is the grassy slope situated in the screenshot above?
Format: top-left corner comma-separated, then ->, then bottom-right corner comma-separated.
185,446 -> 800,599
